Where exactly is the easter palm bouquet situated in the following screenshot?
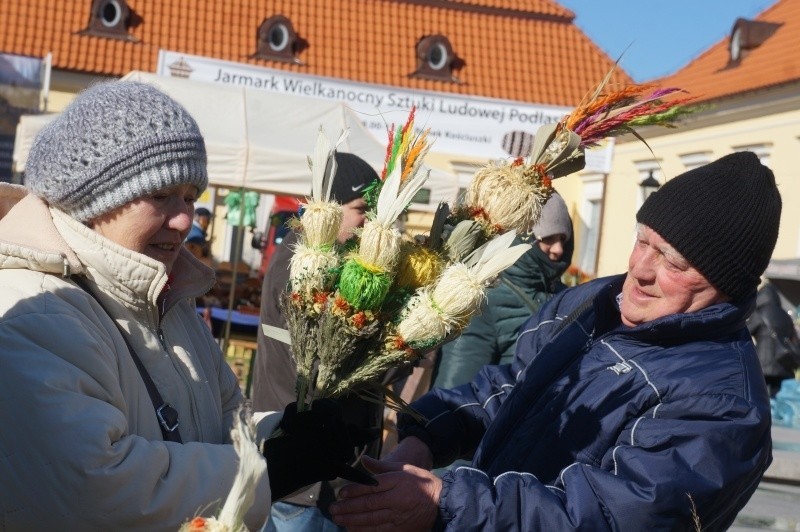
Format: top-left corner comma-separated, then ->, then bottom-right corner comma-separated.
265,75 -> 695,413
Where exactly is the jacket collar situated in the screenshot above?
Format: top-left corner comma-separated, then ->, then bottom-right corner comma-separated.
0,183 -> 82,275
51,209 -> 215,320
590,273 -> 756,344
503,236 -> 570,291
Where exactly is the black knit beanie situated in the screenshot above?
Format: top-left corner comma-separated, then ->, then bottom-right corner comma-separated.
636,151 -> 781,301
329,152 -> 379,205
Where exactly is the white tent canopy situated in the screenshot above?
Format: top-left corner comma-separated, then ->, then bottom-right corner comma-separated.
12,112 -> 56,173
13,71 -> 458,211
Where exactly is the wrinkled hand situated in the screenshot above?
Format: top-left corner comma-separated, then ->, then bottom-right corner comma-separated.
262,399 -> 379,501
329,456 -> 442,532
383,435 -> 434,470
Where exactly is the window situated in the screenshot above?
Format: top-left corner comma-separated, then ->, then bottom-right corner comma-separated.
730,27 -> 743,62
411,188 -> 432,205
80,0 -> 138,41
732,144 -> 772,167
268,23 -> 290,52
451,161 -> 483,205
678,151 -> 712,171
254,15 -> 303,64
411,35 -> 461,83
427,42 -> 449,71
100,0 -> 123,27
578,174 -> 604,275
727,18 -> 781,66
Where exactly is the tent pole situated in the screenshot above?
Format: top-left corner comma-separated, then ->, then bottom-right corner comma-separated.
221,187 -> 247,355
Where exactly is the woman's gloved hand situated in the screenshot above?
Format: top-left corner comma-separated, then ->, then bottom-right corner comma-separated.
262,398 -> 379,501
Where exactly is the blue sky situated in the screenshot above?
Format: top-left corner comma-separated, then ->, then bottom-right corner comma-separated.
557,0 -> 777,82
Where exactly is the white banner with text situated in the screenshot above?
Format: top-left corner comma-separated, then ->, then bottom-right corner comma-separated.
156,50 -> 599,164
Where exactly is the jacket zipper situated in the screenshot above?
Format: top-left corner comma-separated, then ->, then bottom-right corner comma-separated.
157,328 -> 168,351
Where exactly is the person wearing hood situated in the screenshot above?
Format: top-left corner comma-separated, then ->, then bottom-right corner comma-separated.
0,81 -> 367,531
433,192 -> 574,389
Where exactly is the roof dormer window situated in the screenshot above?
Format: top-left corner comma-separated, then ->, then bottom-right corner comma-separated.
730,27 -> 743,62
254,15 -> 304,64
80,0 -> 138,41
728,17 -> 781,65
411,35 -> 461,83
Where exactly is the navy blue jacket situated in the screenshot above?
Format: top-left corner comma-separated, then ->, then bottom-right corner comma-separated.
399,274 -> 772,531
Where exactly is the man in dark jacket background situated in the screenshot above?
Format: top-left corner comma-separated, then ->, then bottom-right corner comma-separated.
330,151 -> 781,531
748,282 -> 800,396
251,152 -> 378,531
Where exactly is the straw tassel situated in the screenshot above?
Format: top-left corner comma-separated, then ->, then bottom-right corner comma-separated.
394,240 -> 445,291
397,231 -> 530,347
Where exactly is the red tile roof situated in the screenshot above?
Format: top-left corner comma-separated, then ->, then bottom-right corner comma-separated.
0,0 -> 631,107
660,0 -> 798,103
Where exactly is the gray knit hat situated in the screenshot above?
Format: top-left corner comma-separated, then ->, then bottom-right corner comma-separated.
532,192 -> 572,241
25,80 -> 208,222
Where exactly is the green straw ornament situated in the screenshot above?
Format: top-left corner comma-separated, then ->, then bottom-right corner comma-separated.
337,257 -> 393,311
338,117 -> 432,311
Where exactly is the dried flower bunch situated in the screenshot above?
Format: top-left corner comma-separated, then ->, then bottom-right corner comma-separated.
267,74 -> 695,412
459,70 -> 696,238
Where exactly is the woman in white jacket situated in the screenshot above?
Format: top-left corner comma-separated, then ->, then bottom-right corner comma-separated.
0,81 -> 362,531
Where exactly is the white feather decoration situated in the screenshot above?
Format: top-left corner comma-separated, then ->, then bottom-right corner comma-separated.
309,127 -> 349,202
375,163 -> 430,227
178,412 -> 266,532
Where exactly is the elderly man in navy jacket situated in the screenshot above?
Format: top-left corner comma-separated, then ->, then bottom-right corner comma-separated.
330,151 -> 781,531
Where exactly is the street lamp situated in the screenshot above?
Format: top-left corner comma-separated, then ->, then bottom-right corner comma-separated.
639,170 -> 660,201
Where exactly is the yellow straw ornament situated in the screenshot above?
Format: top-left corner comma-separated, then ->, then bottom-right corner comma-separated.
394,240 -> 444,291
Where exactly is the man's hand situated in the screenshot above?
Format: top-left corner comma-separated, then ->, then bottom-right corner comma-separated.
383,435 -> 435,469
329,456 -> 442,532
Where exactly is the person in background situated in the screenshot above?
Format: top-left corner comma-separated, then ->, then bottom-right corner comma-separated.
251,152 -> 380,531
748,281 -> 800,396
185,206 -> 212,260
433,192 -> 574,389
330,151 -> 780,531
0,81 -> 364,531
187,206 -> 212,244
